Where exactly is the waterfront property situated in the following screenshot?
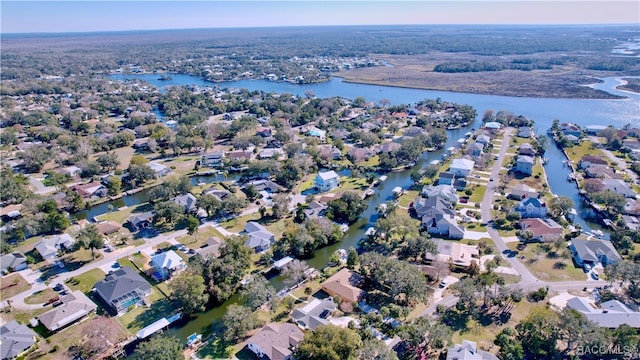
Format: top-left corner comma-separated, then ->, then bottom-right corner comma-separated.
446,339 -> 499,360
422,209 -> 465,239
321,268 -> 366,304
519,218 -> 563,243
150,250 -> 185,280
37,290 -> 97,332
427,240 -> 479,268
243,221 -> 275,253
127,212 -> 154,231
201,151 -> 225,168
290,297 -> 337,331
246,323 -> 303,360
0,320 -> 37,360
314,171 -> 340,192
449,158 -> 475,177
94,267 -> 152,315
515,155 -> 534,175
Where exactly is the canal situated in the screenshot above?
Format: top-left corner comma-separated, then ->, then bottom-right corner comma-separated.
102,73 -> 637,341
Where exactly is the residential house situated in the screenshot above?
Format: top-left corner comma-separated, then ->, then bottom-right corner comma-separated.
307,127 -> 326,142
291,298 -> 337,331
56,165 -> 82,177
449,158 -> 475,177
602,179 -> 637,198
625,199 -> 640,216
330,128 -> 349,140
621,215 -> 640,231
202,187 -> 231,201
380,142 -> 401,154
453,178 -> 468,191
507,184 -> 539,200
71,181 -> 107,199
585,125 -> 608,136
484,121 -> 501,130
171,193 -> 199,214
565,134 -> 581,144
517,143 -> 536,156
314,171 -> 340,192
570,238 -> 622,268
96,221 -> 122,236
515,155 -> 534,175
246,323 -> 303,360
566,297 -> 640,328
259,148 -> 284,159
519,218 -> 564,242
475,134 -> 491,145
429,240 -> 479,268
446,340 -> 499,360
0,252 -> 27,273
317,145 -> 342,161
560,123 -> 582,137
127,212 -> 154,231
37,290 -> 97,332
197,236 -> 223,259
132,138 -> 149,150
0,204 -> 22,222
1,321 -> 37,360
304,201 -> 328,220
422,184 -> 459,204
35,234 -> 75,260
584,165 -> 622,180
423,209 -> 465,239
579,156 -> 608,170
623,138 -> 640,150
227,150 -> 253,161
150,250 -> 185,280
256,127 -> 272,138
515,197 -> 547,218
94,267 -> 152,315
148,161 -> 172,178
246,179 -> 283,193
403,126 -> 426,138
468,142 -> 484,157
201,151 -> 225,168
321,268 -> 366,304
517,127 -> 532,138
243,222 -> 275,252
347,147 -> 375,163
413,196 -> 453,218
438,171 -> 456,185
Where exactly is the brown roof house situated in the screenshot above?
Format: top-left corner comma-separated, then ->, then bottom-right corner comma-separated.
519,218 -> 564,242
37,290 -> 97,332
321,268 -> 366,304
246,323 -> 303,360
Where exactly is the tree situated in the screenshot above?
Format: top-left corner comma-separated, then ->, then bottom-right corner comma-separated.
347,247 -> 359,268
203,236 -> 253,303
221,194 -> 247,215
591,190 -> 626,214
19,146 -> 52,173
46,212 -> 70,232
77,223 -> 104,259
153,201 -> 185,227
133,335 -> 183,360
185,215 -> 200,242
127,164 -> 155,187
516,307 -> 561,359
198,194 -> 222,218
549,196 -> 574,219
397,316 -> 452,358
168,272 -> 208,314
240,276 -> 276,311
96,152 -> 120,171
129,154 -> 149,166
243,184 -> 259,201
357,338 -> 399,360
327,191 -> 368,224
223,304 -> 265,341
105,175 -> 122,196
271,193 -> 291,219
494,327 -> 524,360
281,259 -> 307,288
294,325 -> 362,360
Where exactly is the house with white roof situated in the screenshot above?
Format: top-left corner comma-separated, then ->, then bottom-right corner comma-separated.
0,252 -> 27,273
151,250 -> 185,280
446,340 -> 499,360
148,161 -> 172,178
314,171 -> 340,192
449,158 -> 475,177
243,222 -> 275,253
34,233 -> 75,260
475,134 -> 491,145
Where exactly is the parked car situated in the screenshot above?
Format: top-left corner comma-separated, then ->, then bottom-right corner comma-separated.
583,263 -> 592,273
459,198 -> 468,203
439,279 -> 448,288
591,271 -> 599,280
53,283 -> 64,292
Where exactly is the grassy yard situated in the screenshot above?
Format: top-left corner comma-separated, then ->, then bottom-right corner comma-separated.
177,225 -> 227,249
117,286 -> 177,335
564,140 -> 603,165
14,235 -> 44,255
65,268 -> 106,294
397,190 -> 419,208
0,273 -> 31,301
507,243 -> 586,281
468,185 -> 487,204
0,307 -> 48,327
161,155 -> 199,176
24,288 -> 58,305
221,211 -> 262,233
331,177 -> 369,193
363,155 -> 380,167
96,202 -> 153,224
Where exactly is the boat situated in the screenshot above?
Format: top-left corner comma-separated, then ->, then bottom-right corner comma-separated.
567,173 -> 576,181
377,203 -> 388,215
339,223 -> 349,232
186,333 -> 202,347
379,175 -> 388,182
430,160 -> 441,165
157,75 -> 173,81
392,187 -> 403,197
363,188 -> 375,198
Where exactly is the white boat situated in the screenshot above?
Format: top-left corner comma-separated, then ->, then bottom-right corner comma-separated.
363,188 -> 375,198
379,175 -> 388,182
430,160 -> 441,165
339,223 -> 349,232
392,187 -> 403,197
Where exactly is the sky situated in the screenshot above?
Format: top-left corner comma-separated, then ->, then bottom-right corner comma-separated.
1,1 -> 639,34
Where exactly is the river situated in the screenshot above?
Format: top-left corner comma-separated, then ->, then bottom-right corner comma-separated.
106,73 -> 638,341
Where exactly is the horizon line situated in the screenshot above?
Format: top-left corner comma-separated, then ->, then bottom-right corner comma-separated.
3,22 -> 638,36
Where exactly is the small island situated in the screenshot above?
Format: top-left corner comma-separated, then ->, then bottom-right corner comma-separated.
157,74 -> 173,81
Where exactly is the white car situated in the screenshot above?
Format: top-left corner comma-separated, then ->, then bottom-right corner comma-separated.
439,279 -> 448,288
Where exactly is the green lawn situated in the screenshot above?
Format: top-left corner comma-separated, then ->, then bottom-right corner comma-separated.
222,211 -> 262,233
468,185 -> 487,204
24,288 -> 58,305
363,155 -> 380,167
564,140 -> 604,165
117,283 -> 177,335
177,225 -> 226,249
398,190 -> 419,208
65,268 -> 106,294
0,273 -> 31,301
96,202 -> 153,224
331,177 -> 369,193
508,243 -> 586,282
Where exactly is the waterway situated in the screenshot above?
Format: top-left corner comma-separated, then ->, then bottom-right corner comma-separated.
105,73 -> 638,341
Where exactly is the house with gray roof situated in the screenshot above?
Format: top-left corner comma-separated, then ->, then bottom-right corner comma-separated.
0,252 -> 27,273
446,340 -> 498,360
602,179 -> 637,199
412,196 -> 452,218
438,171 -> 456,185
570,238 -> 621,268
468,142 -> 484,157
246,323 -> 303,360
37,290 -> 97,332
1,321 -> 37,360
127,211 -> 154,231
314,171 -> 339,192
422,184 -> 459,204
507,184 -> 539,200
201,151 -> 225,168
94,267 -> 152,315
34,233 -> 75,260
148,161 -> 172,178
291,298 -> 337,331
515,197 -> 547,218
243,222 -> 275,253
150,250 -> 185,280
566,297 -> 640,328
475,134 -> 491,145
449,158 -> 475,177
171,193 -> 199,214
515,155 -> 534,175
304,201 -> 327,220
422,209 -> 465,239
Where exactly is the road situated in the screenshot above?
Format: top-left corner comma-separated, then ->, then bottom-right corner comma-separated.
591,136 -> 639,184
